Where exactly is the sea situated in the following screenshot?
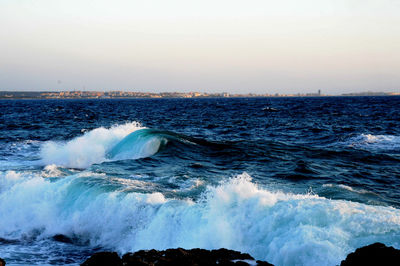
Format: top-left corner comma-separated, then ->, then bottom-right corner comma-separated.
0,96 -> 400,266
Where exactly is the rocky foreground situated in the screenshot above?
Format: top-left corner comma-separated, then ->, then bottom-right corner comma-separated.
81,248 -> 272,266
1,242 -> 400,265
81,242 -> 400,266
340,242 -> 400,266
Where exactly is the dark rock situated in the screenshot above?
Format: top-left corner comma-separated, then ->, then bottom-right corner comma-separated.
83,248 -> 273,266
122,249 -> 162,266
256,261 -> 274,266
81,252 -> 122,266
341,242 -> 400,266
0,257 -> 5,266
52,234 -> 74,244
0,237 -> 19,244
121,248 -> 272,266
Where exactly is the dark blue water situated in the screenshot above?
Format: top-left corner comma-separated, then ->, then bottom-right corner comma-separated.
1,97 -> 400,265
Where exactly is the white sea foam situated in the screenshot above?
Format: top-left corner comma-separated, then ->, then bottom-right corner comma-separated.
346,134 -> 400,151
40,122 -> 145,168
0,171 -> 25,191
0,172 -> 399,266
41,164 -> 64,178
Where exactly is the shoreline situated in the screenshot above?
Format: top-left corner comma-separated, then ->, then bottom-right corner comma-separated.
1,90 -> 399,100
1,95 -> 400,101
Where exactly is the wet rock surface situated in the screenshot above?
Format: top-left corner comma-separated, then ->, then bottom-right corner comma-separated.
340,242 -> 400,266
81,248 -> 273,266
81,252 -> 122,266
52,234 -> 75,244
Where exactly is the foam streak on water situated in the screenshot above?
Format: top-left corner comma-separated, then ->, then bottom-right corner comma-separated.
346,134 -> 400,151
0,171 -> 399,266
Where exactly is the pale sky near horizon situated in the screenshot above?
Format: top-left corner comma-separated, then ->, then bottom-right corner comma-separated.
1,0 -> 399,94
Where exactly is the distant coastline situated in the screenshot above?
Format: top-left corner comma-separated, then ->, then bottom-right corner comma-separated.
0,90 -> 399,99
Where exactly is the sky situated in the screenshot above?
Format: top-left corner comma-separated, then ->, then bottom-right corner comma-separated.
0,0 -> 399,94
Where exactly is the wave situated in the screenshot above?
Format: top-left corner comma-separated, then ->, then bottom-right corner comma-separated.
345,134 -> 400,151
0,171 -> 399,266
106,129 -> 173,160
40,122 -> 223,169
40,122 -> 147,168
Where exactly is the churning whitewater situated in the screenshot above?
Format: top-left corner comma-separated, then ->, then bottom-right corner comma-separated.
1,171 -> 400,266
1,97 -> 400,265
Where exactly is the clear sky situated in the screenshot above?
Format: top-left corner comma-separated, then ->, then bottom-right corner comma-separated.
1,0 -> 399,94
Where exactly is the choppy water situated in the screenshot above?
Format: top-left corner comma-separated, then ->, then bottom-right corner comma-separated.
1,97 -> 400,266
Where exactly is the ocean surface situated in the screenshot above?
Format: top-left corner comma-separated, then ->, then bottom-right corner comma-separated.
1,96 -> 400,266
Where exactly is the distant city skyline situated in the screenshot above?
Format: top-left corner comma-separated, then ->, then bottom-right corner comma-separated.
1,0 -> 399,94
2,90 -> 400,99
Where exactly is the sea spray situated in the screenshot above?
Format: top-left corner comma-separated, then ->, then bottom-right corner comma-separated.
1,171 -> 399,266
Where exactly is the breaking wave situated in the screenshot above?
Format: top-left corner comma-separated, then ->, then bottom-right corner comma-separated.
41,122 -> 144,168
40,122 -> 221,169
39,122 -> 174,168
106,129 -> 171,161
0,171 -> 399,266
